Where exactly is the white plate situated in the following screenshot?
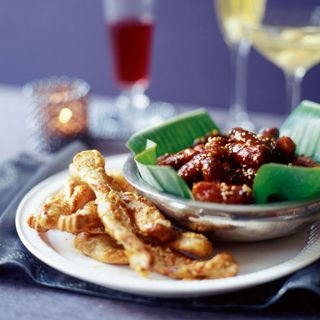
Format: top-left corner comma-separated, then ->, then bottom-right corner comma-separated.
16,154 -> 320,298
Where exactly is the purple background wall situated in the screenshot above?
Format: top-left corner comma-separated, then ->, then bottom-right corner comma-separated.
0,0 -> 320,115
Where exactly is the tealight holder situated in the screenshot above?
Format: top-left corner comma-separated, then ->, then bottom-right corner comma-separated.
24,77 -> 90,152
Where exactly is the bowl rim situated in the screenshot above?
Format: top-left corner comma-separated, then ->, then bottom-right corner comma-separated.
123,155 -> 320,216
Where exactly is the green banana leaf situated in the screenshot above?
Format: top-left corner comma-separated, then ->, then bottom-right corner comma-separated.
127,109 -> 219,155
253,164 -> 320,203
280,100 -> 320,161
253,100 -> 320,203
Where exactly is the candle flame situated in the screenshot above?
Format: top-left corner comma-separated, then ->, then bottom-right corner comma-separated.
58,108 -> 73,124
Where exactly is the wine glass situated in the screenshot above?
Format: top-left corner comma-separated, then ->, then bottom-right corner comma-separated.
243,1 -> 320,113
214,0 -> 266,131
102,0 -> 174,137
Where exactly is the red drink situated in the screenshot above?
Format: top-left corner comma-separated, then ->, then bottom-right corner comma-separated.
108,19 -> 154,88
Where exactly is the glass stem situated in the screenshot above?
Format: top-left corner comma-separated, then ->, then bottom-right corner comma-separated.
284,70 -> 304,114
230,40 -> 250,117
116,85 -> 150,128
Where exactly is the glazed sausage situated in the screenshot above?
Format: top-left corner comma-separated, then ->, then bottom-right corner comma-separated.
192,181 -> 253,204
228,142 -> 271,167
292,155 -> 319,167
157,148 -> 199,169
228,128 -> 259,144
275,136 -> 296,162
258,127 -> 279,140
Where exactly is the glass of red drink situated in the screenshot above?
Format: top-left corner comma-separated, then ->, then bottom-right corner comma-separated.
102,0 -> 174,135
109,17 -> 153,90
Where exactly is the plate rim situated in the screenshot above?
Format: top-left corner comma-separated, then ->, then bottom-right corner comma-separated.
15,154 -> 320,297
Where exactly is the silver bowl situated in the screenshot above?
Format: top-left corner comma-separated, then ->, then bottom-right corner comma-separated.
123,156 -> 320,242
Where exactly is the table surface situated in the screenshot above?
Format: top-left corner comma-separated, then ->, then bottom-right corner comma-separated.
0,85 -> 319,320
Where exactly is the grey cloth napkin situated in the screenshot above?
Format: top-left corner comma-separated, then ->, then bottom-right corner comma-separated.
0,141 -> 319,310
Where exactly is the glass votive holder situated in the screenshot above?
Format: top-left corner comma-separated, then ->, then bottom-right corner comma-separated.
24,77 -> 90,152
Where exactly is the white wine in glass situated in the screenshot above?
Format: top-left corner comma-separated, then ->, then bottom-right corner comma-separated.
215,0 -> 266,46
245,25 -> 320,112
214,0 -> 266,130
